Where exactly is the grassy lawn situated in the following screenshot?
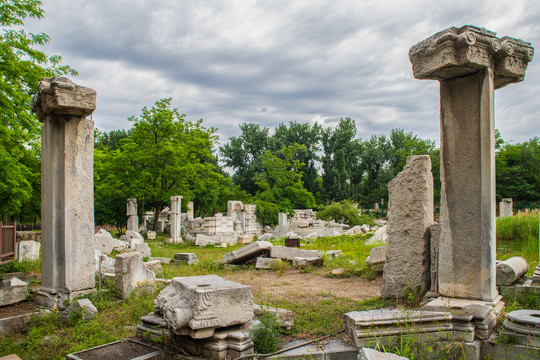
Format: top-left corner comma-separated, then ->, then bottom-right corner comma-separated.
0,211 -> 538,359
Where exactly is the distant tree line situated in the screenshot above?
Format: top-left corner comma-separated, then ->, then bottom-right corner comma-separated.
0,1 -> 538,227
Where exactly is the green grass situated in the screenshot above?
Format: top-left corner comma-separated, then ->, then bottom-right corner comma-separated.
0,282 -> 155,360
0,259 -> 41,276
496,209 -> 539,275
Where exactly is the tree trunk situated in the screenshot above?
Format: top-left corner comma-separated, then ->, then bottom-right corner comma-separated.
152,201 -> 164,232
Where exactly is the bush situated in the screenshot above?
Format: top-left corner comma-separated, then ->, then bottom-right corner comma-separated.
317,200 -> 375,227
255,199 -> 280,227
251,311 -> 281,354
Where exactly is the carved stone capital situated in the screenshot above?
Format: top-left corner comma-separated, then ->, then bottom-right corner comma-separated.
32,77 -> 96,121
494,36 -> 534,88
409,25 -> 533,89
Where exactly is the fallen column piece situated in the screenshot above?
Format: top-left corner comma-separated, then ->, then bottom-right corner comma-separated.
496,256 -> 529,286
222,241 -> 272,264
365,245 -> 386,273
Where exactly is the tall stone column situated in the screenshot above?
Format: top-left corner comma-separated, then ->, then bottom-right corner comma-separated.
126,198 -> 138,231
410,26 -> 534,302
169,196 -> 183,243
32,78 -> 97,308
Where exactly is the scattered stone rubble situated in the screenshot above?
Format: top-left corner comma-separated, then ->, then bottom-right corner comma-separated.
174,253 -> 198,265
62,298 -> 98,322
253,304 -> 294,330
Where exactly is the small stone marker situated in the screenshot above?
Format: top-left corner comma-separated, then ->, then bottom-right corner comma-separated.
496,256 -> 529,286
126,198 -> 139,232
147,231 -> 157,240
17,240 -> 40,262
365,245 -> 386,273
292,257 -> 323,268
499,198 -> 513,218
168,195 -> 183,244
0,278 -> 28,306
174,253 -> 198,265
115,252 -> 156,299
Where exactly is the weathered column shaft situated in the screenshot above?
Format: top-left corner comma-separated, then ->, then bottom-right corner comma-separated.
33,77 -> 97,308
438,68 -> 496,301
409,25 -> 533,302
170,196 -> 183,243
126,198 -> 138,232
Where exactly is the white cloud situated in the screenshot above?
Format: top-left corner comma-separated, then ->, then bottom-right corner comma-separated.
24,0 -> 540,144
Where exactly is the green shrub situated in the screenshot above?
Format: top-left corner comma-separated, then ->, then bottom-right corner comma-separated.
317,201 -> 375,227
255,199 -> 280,227
251,311 -> 282,354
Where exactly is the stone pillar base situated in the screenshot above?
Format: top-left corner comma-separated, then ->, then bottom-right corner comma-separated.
35,288 -> 96,310
422,296 -> 504,339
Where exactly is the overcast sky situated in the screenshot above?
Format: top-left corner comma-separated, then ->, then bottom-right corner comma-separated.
26,0 -> 540,146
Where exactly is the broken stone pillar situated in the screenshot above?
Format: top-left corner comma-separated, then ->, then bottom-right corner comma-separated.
187,201 -> 194,221
32,77 -> 97,308
127,198 -> 139,232
168,196 -> 183,244
499,198 -> 513,218
115,252 -> 156,299
381,155 -> 433,298
410,26 -> 534,302
278,213 -> 289,234
428,223 -> 440,297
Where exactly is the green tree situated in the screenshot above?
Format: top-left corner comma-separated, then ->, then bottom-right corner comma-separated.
496,137 -> 540,201
0,0 -> 76,219
220,123 -> 270,195
321,118 -> 362,203
115,99 -> 220,230
271,121 -> 322,196
256,144 -> 316,215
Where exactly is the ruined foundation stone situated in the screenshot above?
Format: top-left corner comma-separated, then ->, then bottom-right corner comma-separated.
154,275 -> 254,339
381,155 -> 433,298
174,253 -> 198,265
410,25 -> 534,301
32,77 -> 97,308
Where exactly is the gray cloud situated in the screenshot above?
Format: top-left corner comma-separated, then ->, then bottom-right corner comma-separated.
24,0 -> 540,146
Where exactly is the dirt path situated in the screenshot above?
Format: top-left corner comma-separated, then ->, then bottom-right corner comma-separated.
226,269 -> 381,302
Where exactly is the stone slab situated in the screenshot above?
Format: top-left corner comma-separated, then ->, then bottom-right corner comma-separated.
270,246 -> 322,261
222,241 -> 272,264
266,339 -> 358,360
148,257 -> 172,264
359,348 -> 408,360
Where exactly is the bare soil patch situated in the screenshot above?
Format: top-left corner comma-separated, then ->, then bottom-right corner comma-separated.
0,301 -> 36,319
226,268 -> 381,302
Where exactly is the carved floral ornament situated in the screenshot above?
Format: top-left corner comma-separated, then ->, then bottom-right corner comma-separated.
409,25 -> 534,89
